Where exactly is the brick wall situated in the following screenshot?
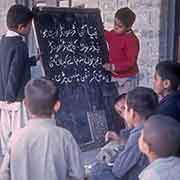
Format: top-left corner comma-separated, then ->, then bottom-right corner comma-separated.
53,0 -> 172,87
0,0 -> 15,37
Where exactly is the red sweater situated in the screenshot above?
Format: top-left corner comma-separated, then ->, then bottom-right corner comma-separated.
105,30 -> 139,78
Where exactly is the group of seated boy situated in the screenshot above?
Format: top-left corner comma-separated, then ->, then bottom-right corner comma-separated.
0,61 -> 180,180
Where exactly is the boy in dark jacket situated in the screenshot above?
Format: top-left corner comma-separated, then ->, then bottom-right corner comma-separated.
0,5 -> 39,155
153,61 -> 180,122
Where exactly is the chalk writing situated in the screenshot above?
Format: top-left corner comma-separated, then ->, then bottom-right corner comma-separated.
36,10 -> 108,85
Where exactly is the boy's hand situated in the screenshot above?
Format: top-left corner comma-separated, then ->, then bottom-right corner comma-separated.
105,131 -> 120,142
35,48 -> 43,62
103,63 -> 115,72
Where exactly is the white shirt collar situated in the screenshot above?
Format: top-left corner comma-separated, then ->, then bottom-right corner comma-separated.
6,30 -> 20,37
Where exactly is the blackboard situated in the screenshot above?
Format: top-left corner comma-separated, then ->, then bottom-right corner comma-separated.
33,7 -> 118,151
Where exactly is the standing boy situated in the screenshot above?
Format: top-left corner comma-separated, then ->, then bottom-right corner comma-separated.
0,5 -> 39,155
0,78 -> 85,180
103,7 -> 139,94
139,114 -> 180,180
91,87 -> 158,180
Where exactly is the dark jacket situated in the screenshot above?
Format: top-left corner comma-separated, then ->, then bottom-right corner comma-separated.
158,92 -> 180,122
0,35 -> 36,102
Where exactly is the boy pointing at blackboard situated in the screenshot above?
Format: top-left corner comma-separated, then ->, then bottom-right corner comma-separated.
103,7 -> 139,95
0,5 -> 40,155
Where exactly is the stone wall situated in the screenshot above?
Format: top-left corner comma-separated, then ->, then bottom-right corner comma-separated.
0,0 -> 15,37
40,0 -> 172,87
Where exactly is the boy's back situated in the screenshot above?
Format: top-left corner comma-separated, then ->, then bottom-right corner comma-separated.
1,118 -> 84,180
139,156 -> 180,180
0,35 -> 33,101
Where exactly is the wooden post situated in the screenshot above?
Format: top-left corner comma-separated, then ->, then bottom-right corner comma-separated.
178,37 -> 180,63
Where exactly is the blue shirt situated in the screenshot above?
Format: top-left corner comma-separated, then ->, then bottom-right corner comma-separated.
139,156 -> 180,180
112,123 -> 149,180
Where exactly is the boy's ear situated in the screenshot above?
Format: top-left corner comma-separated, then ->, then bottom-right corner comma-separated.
142,141 -> 151,154
126,26 -> 131,31
163,79 -> 171,89
53,100 -> 61,113
131,108 -> 136,119
17,24 -> 25,32
139,133 -> 151,155
23,97 -> 29,109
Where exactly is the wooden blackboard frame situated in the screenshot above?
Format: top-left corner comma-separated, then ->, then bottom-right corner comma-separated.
32,6 -> 116,151
33,6 -> 109,86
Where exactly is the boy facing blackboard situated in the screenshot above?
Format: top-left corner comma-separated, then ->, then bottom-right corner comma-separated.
103,7 -> 139,95
0,5 -> 40,155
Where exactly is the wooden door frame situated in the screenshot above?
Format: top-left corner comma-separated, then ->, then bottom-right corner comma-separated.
174,0 -> 180,62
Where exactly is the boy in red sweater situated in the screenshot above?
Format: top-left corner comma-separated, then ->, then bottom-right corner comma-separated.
103,7 -> 139,95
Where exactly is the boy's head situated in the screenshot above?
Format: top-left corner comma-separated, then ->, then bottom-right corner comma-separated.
124,87 -> 158,127
7,4 -> 34,35
153,61 -> 180,96
114,93 -> 126,118
114,7 -> 136,34
24,78 -> 60,117
139,115 -> 180,161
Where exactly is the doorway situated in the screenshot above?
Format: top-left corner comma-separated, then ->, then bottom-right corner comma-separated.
174,0 -> 180,62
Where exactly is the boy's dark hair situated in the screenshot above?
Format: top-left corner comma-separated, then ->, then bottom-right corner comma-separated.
7,4 -> 34,29
126,87 -> 158,119
144,114 -> 180,157
25,78 -> 59,116
115,7 -> 136,28
114,93 -> 126,106
155,61 -> 180,91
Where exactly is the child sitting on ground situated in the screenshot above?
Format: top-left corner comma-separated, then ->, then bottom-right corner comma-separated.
112,93 -> 127,133
139,114 -> 180,180
91,87 -> 158,180
96,93 -> 129,164
153,61 -> 180,122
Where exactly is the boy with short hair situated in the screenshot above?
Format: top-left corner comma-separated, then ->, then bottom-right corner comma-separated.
0,4 -> 40,155
112,93 -> 127,134
0,78 -> 85,180
105,93 -> 131,144
96,94 -> 128,164
153,61 -> 180,122
91,87 -> 158,180
103,7 -> 139,95
139,114 -> 180,180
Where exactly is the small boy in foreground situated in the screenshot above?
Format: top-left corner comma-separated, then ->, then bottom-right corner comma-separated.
139,114 -> 180,180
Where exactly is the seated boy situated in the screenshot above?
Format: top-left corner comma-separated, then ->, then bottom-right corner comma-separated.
112,93 -> 127,133
139,114 -> 180,180
96,93 -> 129,164
153,61 -> 180,122
91,87 -> 158,180
106,93 -> 131,143
0,78 -> 85,180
